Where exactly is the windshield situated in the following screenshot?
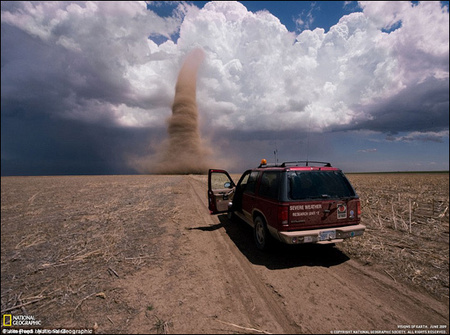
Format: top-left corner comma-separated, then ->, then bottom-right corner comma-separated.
287,170 -> 356,200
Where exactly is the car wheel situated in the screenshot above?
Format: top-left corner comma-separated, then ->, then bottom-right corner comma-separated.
254,216 -> 271,250
227,211 -> 234,220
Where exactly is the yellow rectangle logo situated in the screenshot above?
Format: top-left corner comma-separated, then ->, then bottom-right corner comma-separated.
3,314 -> 12,326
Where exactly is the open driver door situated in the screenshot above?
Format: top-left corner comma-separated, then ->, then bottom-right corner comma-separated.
208,169 -> 235,214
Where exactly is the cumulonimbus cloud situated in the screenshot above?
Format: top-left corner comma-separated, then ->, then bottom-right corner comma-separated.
1,1 -> 448,175
2,1 -> 448,136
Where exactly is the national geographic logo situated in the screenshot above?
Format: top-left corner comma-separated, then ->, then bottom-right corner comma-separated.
2,314 -> 41,327
3,315 -> 12,327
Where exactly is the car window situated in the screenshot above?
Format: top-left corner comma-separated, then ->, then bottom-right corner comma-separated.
239,172 -> 250,188
211,172 -> 233,190
259,171 -> 280,200
244,171 -> 259,194
288,171 -> 355,200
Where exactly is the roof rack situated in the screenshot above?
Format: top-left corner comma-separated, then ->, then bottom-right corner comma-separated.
280,161 -> 332,167
258,160 -> 332,168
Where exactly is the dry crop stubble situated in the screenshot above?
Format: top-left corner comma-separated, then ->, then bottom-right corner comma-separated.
1,175 -> 178,330
1,173 -> 449,333
341,173 -> 449,299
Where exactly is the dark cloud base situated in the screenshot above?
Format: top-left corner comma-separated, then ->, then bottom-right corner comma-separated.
347,77 -> 449,134
1,116 -> 161,176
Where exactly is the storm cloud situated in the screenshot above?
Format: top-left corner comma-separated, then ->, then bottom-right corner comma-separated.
1,1 -> 448,175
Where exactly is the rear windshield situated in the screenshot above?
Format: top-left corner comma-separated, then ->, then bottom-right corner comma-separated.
287,170 -> 356,200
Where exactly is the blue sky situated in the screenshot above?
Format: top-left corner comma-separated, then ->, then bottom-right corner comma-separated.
1,1 -> 449,175
239,1 -> 362,32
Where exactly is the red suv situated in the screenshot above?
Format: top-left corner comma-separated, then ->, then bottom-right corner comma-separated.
208,160 -> 365,250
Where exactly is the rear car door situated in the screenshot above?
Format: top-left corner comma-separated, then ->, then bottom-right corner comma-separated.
208,169 -> 235,214
240,170 -> 260,222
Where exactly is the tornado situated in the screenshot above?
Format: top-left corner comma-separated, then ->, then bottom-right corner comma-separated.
153,48 -> 210,174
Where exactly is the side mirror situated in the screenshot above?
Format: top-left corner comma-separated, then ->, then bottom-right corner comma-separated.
224,182 -> 231,188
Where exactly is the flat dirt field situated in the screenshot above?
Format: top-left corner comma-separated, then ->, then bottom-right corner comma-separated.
1,173 -> 449,334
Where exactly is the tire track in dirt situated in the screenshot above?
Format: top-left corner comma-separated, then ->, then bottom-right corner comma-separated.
333,259 -> 449,323
187,176 -> 301,333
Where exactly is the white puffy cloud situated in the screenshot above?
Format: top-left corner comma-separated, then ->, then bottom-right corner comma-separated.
173,1 -> 448,133
2,1 -> 448,135
360,1 -> 449,83
386,130 -> 450,143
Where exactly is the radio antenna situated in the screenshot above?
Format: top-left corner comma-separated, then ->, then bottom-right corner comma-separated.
274,143 -> 278,165
305,110 -> 312,165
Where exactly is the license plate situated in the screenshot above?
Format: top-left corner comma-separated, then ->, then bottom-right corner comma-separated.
319,230 -> 336,241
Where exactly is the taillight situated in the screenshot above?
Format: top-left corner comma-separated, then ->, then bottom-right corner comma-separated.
357,200 -> 361,216
278,206 -> 289,225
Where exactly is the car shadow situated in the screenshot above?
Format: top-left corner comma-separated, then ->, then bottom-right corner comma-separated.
186,222 -> 223,232
216,214 -> 350,270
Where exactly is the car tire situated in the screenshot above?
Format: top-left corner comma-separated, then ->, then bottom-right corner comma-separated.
254,216 -> 272,251
227,211 -> 234,220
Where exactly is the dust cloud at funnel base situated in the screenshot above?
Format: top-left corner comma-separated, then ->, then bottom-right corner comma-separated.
151,48 -> 211,175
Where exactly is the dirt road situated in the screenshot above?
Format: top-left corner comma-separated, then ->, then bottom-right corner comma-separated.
1,175 -> 448,334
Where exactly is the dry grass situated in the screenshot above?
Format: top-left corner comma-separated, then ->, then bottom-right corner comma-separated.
152,315 -> 173,334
